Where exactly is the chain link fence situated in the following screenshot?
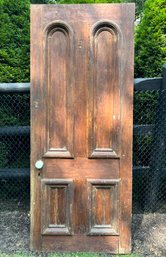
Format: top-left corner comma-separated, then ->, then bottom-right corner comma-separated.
0,68 -> 166,213
0,92 -> 30,207
133,88 -> 166,213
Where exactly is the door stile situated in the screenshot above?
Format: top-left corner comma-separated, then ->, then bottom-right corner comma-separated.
30,5 -> 43,250
118,4 -> 135,253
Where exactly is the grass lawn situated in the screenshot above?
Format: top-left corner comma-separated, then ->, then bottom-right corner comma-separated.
0,253 -> 143,257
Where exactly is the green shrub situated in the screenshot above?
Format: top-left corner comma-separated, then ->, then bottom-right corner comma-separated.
135,0 -> 166,77
0,0 -> 30,82
0,0 -> 146,83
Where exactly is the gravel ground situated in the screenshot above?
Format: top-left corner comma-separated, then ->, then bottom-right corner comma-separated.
0,199 -> 165,257
132,213 -> 166,257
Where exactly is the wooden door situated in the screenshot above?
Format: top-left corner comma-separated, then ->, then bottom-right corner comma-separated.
30,4 -> 135,253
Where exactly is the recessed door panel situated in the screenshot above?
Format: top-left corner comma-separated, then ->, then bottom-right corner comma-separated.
43,23 -> 74,158
41,179 -> 73,235
88,179 -> 120,235
89,22 -> 121,158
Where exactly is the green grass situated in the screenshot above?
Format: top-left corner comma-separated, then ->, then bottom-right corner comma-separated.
0,253 -> 143,257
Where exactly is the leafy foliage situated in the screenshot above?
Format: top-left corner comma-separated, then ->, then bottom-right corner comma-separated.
0,0 -> 146,83
0,0 -> 147,82
134,0 -> 146,17
135,0 -> 166,77
0,0 -> 164,80
31,0 -> 58,3
0,0 -> 30,82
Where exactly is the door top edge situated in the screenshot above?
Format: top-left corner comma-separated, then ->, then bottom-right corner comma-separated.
30,3 -> 135,7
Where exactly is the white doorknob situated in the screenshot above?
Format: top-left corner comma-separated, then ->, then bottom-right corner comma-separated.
35,160 -> 44,170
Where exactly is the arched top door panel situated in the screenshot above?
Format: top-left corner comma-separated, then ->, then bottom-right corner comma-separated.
43,21 -> 74,158
88,21 -> 121,158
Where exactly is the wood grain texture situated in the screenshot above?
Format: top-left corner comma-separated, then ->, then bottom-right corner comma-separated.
30,3 -> 135,253
45,158 -> 119,179
89,21 -> 121,158
30,5 -> 42,250
41,179 -> 73,235
118,4 -> 135,254
88,179 -> 120,235
43,21 -> 74,158
42,235 -> 119,253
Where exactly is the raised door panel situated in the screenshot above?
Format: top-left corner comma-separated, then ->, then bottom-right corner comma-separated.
88,179 -> 120,235
89,21 -> 121,158
43,22 -> 74,158
41,179 -> 73,235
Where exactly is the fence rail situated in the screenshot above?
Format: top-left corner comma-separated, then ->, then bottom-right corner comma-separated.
134,77 -> 162,91
0,63 -> 166,212
0,78 -> 162,93
0,75 -> 165,179
0,83 -> 30,94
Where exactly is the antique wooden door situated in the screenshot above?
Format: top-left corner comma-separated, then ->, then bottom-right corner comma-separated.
30,4 -> 135,253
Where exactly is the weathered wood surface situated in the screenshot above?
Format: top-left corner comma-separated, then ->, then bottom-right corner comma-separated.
30,3 -> 135,253
2,166 -> 166,179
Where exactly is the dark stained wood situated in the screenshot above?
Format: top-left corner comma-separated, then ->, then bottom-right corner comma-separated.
30,4 -> 43,250
89,20 -> 120,158
45,158 -> 119,179
118,4 -> 135,253
43,20 -> 74,158
41,179 -> 73,235
42,235 -> 119,253
31,4 -> 135,253
95,187 -> 111,225
87,179 -> 120,235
